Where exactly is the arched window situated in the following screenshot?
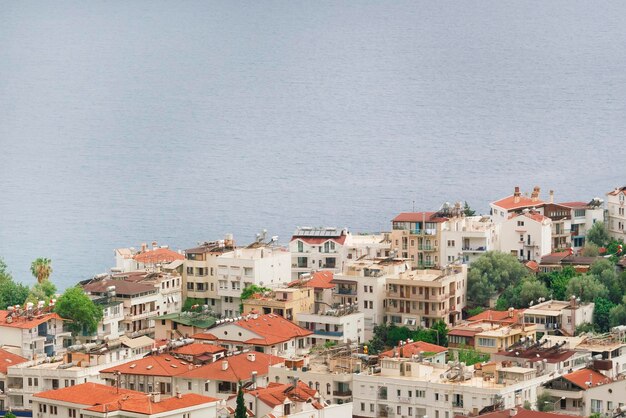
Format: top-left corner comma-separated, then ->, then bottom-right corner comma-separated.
326,383 -> 331,395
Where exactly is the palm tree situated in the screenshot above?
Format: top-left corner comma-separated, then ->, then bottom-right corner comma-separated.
31,258 -> 52,283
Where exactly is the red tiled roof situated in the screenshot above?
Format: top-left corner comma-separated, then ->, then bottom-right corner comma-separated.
173,343 -> 226,356
288,271 -> 335,289
83,278 -> 155,296
208,314 -> 311,346
100,354 -> 193,377
0,311 -> 63,329
246,381 -> 317,408
392,212 -> 448,223
380,341 -> 447,358
191,332 -> 218,341
179,352 -> 285,382
562,368 -> 611,390
607,187 -> 626,196
456,406 -> 575,418
524,260 -> 539,272
557,201 -> 588,208
34,382 -> 139,405
493,195 -> 544,210
467,309 -> 525,324
0,349 -> 28,374
133,248 -> 184,264
86,393 -> 219,414
291,236 -> 347,245
509,212 -> 548,222
448,329 -> 479,337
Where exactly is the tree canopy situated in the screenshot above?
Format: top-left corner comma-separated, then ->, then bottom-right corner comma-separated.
55,286 -> 103,336
235,384 -> 246,418
586,222 -> 609,247
565,274 -> 608,303
31,258 -> 53,283
467,252 -> 529,306
26,280 -> 58,305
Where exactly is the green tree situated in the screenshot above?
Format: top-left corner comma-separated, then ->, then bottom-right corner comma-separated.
454,347 -> 489,366
587,222 -> 609,247
542,267 -> 577,301
182,297 -> 205,312
235,384 -> 246,418
26,280 -> 57,305
55,287 -> 103,336
467,252 -> 529,306
609,303 -> 626,328
565,274 -> 608,302
239,284 -> 271,313
5,412 -> 17,418
30,258 -> 53,283
429,320 -> 448,346
466,306 -> 484,318
387,324 -> 412,347
593,297 -> 616,333
523,400 -> 532,410
518,277 -> 549,307
368,323 -> 390,354
536,392 -> 554,411
581,243 -> 600,257
0,257 -> 12,282
463,201 -> 476,216
0,279 -> 30,310
589,259 -> 622,303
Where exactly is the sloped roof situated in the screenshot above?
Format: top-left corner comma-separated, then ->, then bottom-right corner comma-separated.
34,382 -> 138,406
83,278 -> 155,296
133,248 -> 184,264
456,406 -> 577,418
380,341 -> 447,358
85,392 -> 219,414
288,270 -> 335,289
492,195 -> 544,210
100,354 -> 192,377
173,343 -> 226,356
0,349 -> 28,374
246,381 -> 317,408
0,311 -> 63,329
392,212 -> 448,223
467,309 -> 525,324
562,368 -> 611,390
235,314 -> 312,345
179,352 -> 285,382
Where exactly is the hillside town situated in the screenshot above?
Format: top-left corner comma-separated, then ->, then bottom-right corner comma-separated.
2,185 -> 626,418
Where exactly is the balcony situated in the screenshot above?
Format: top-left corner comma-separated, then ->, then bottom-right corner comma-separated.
44,334 -> 55,345
129,327 -> 154,338
333,390 -> 352,397
462,247 -> 486,253
452,401 -> 464,408
124,310 -> 159,322
7,381 -> 23,390
335,288 -> 357,295
418,245 -> 437,251
313,330 -> 344,337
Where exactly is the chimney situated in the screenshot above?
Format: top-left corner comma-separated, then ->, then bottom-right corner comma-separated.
141,243 -> 147,252
221,360 -> 229,370
509,408 -> 517,417
251,371 -> 258,389
549,190 -> 554,204
513,187 -> 521,203
151,241 -> 158,249
247,353 -> 256,362
531,186 -> 541,202
151,392 -> 161,403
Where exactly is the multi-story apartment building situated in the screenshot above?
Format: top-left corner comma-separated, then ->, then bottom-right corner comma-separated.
390,212 -> 448,269
0,349 -> 27,411
607,186 -> 626,241
346,233 -> 392,261
352,355 -> 553,418
523,298 -> 594,336
183,237 -> 290,318
289,227 -> 350,279
498,210 -> 552,262
384,265 -> 467,328
241,287 -> 314,322
269,348 -> 362,406
441,214 -> 498,265
491,186 -> 546,223
0,308 -> 70,360
299,308 -> 364,345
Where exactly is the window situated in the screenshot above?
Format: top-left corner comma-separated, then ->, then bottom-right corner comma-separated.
69,409 -> 77,418
517,221 -> 525,226
591,399 -> 603,414
188,381 -> 192,390
361,403 -> 365,411
478,338 -> 496,347
186,267 -> 193,275
447,240 -> 455,247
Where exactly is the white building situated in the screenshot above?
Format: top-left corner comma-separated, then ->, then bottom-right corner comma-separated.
607,186 -> 626,242
441,215 -> 498,265
523,298 -> 594,336
32,382 -> 219,418
353,356 -> 554,418
290,227 -> 350,279
0,308 -> 70,360
0,349 -> 28,411
346,233 -> 392,261
490,186 -> 545,224
192,313 -> 312,357
215,245 -> 291,318
498,211 -> 552,262
5,337 -> 152,410
299,310 -> 364,345
114,243 -> 185,273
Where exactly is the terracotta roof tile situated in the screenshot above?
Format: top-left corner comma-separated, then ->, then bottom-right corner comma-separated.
34,382 -> 139,405
246,381 -> 317,408
493,195 -> 544,210
133,248 -> 184,264
100,354 -> 193,377
467,309 -> 525,324
0,311 -> 63,329
562,368 -> 611,390
83,278 -> 155,296
392,212 -> 448,223
380,341 -> 447,358
458,406 -> 577,418
85,392 -> 219,414
288,271 -> 335,289
0,349 -> 28,374
179,352 -> 285,382
173,343 -> 226,356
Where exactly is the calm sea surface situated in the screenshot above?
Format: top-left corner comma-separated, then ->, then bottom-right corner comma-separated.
1,1 -> 625,289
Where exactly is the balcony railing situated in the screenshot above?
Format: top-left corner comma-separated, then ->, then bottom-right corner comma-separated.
335,288 -> 357,295
452,401 -> 464,408
124,310 -> 159,321
333,390 -> 352,397
313,330 -> 343,337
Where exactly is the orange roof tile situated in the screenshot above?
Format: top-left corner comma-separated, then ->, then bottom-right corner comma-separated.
557,201 -> 588,208
562,368 -> 611,390
191,332 -> 218,341
0,311 -> 63,329
86,393 -> 219,414
467,309 -> 525,324
380,341 -> 447,358
133,248 -> 184,264
288,271 -> 335,289
235,314 -> 312,345
34,382 -> 139,405
493,195 -> 544,210
173,343 -> 226,356
100,354 -> 193,377
291,236 -> 347,245
607,187 -> 626,196
509,212 -> 548,222
246,381 -> 317,408
179,352 -> 285,382
0,349 -> 28,374
392,212 -> 447,223
458,406 -> 578,418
